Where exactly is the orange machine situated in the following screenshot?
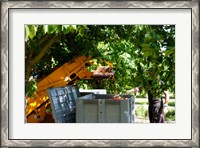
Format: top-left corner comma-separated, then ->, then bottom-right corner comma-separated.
26,56 -> 114,123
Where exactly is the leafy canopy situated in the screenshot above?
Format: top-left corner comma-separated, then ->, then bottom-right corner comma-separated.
25,25 -> 175,98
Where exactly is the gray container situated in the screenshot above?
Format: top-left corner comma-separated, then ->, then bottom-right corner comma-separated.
46,85 -> 80,123
76,94 -> 134,123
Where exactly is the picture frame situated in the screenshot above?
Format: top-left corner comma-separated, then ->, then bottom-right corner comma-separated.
1,1 -> 199,147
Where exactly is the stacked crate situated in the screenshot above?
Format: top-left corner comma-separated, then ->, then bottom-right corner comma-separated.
76,94 -> 135,123
46,85 -> 80,123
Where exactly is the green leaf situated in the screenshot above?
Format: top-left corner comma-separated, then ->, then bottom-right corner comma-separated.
153,53 -> 157,59
43,25 -> 48,33
57,25 -> 63,33
78,26 -> 85,37
63,25 -> 76,34
145,33 -> 150,38
163,48 -> 175,57
25,25 -> 30,41
25,79 -> 37,98
63,25 -> 69,29
47,25 -> 58,34
141,43 -> 151,48
143,51 -> 151,58
27,25 -> 37,39
63,26 -> 70,34
72,25 -> 76,30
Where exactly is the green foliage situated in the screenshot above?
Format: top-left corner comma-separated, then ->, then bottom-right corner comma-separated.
165,109 -> 175,121
25,25 -> 78,42
135,105 -> 148,118
25,25 -> 37,41
129,25 -> 175,97
168,101 -> 175,107
25,25 -> 175,98
25,78 -> 37,98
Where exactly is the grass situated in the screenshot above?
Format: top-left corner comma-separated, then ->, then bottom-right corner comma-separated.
165,109 -> 175,121
134,97 -> 175,122
134,106 -> 175,122
135,98 -> 175,107
135,105 -> 148,118
135,98 -> 148,105
168,101 -> 175,107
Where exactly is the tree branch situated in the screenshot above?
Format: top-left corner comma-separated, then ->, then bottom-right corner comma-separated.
30,35 -> 58,67
38,34 -> 50,45
25,35 -> 58,82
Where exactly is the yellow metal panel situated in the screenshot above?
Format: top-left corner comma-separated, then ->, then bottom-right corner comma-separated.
26,56 -> 92,123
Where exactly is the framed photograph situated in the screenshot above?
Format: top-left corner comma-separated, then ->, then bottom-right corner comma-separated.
1,1 -> 199,147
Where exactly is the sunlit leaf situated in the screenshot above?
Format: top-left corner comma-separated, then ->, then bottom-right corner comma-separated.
43,25 -> 48,33
48,25 -> 58,34
25,25 -> 30,41
28,25 -> 37,39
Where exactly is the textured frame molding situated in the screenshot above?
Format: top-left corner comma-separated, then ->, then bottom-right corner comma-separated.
1,1 -> 199,147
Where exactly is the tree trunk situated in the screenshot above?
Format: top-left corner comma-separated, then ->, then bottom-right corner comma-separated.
148,98 -> 164,123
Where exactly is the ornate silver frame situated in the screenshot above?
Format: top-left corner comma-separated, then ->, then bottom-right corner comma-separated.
1,1 -> 199,147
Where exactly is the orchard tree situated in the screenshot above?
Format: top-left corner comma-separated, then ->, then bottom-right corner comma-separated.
125,25 -> 175,97
77,25 -> 175,97
25,25 -> 175,98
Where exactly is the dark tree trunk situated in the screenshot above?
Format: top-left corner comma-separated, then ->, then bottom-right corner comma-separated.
148,98 -> 164,123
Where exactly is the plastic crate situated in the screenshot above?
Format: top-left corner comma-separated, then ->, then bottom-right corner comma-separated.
46,85 -> 80,123
76,94 -> 134,123
79,89 -> 107,96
